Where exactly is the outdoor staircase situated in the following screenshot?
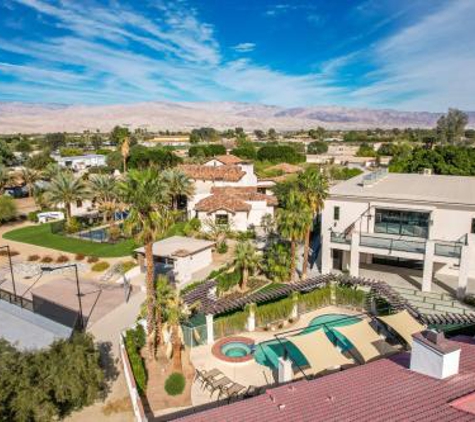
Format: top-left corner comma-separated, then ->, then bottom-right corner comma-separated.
391,286 -> 475,316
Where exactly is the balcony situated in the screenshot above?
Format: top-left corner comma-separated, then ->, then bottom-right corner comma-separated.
360,234 -> 426,254
330,231 -> 351,244
434,241 -> 462,258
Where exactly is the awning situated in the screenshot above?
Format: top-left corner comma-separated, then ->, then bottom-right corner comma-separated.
287,329 -> 352,376
333,320 -> 397,363
377,310 -> 425,348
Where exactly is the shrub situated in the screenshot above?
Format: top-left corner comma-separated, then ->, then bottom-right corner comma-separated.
257,145 -> 305,164
214,310 -> 248,338
120,260 -> 136,274
307,141 -> 328,155
27,211 -> 39,222
87,256 -> 99,263
41,255 -> 53,263
216,241 -> 228,254
56,255 -> 69,263
165,373 -> 186,396
216,269 -> 241,295
9,250 -> 20,257
75,253 -> 85,261
108,225 -> 121,242
299,287 -> 332,312
91,261 -> 110,272
183,218 -> 201,236
124,331 -> 147,395
65,217 -> 81,234
335,287 -> 367,308
28,254 -> 40,261
0,196 -> 17,224
255,297 -> 293,326
0,249 -> 19,257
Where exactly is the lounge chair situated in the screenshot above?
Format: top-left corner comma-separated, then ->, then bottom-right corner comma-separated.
195,368 -> 223,388
206,376 -> 233,397
218,382 -> 247,402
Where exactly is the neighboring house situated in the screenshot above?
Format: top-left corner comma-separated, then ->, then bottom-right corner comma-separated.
321,170 -> 475,298
53,154 -> 106,171
195,187 -> 277,231
180,154 -> 274,231
307,154 -> 377,168
135,236 -> 215,287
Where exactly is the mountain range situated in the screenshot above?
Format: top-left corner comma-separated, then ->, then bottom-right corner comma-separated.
0,102 -> 474,134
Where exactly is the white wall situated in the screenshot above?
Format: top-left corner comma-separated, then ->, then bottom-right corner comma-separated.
174,248 -> 213,287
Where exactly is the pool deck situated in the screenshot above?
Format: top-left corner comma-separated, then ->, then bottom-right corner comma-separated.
189,306 -> 365,408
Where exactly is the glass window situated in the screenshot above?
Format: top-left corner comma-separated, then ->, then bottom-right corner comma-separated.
334,206 -> 340,221
374,209 -> 429,238
215,214 -> 229,226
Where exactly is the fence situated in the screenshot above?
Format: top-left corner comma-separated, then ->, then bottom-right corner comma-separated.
182,323 -> 207,347
0,287 -> 34,311
119,333 -> 148,422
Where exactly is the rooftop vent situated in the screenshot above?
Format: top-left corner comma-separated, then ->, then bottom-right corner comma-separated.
361,168 -> 388,187
422,168 -> 432,176
410,330 -> 460,379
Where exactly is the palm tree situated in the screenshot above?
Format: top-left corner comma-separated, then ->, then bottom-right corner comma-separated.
118,169 -> 172,359
0,165 -> 10,194
276,190 -> 312,282
44,171 -> 90,222
162,168 -> 195,211
43,162 -> 61,181
166,290 -> 190,372
155,275 -> 173,351
20,167 -> 41,198
89,174 -> 118,223
297,168 -> 329,278
121,137 -> 130,173
234,241 -> 261,290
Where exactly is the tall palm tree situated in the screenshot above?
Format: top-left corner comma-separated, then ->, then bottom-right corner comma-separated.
276,190 -> 312,283
44,171 -> 89,222
118,169 -> 172,359
162,168 -> 195,211
20,167 -> 42,198
121,137 -> 130,174
89,174 -> 118,223
155,275 -> 173,351
234,241 -> 261,290
166,290 -> 189,372
298,168 -> 329,278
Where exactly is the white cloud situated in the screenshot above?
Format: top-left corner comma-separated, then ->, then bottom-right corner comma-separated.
232,43 -> 256,53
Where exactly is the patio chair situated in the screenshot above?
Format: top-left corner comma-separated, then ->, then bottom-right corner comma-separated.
218,381 -> 247,403
195,368 -> 223,388
244,385 -> 265,398
206,375 -> 233,398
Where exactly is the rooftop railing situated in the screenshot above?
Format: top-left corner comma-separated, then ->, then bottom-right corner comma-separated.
434,241 -> 462,258
360,234 -> 426,254
330,231 -> 351,244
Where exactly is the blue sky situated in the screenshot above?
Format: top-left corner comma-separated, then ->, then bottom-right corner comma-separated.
0,0 -> 474,111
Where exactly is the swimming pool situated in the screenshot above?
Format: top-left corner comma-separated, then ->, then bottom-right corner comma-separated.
253,313 -> 361,369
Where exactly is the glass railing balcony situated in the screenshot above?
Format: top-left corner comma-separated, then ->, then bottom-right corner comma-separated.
330,232 -> 351,244
434,242 -> 462,258
360,234 -> 426,254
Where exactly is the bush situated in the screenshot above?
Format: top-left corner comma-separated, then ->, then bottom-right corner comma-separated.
120,260 -> 136,274
299,287 -> 332,312
183,218 -> 201,236
0,196 -> 17,224
41,255 -> 53,263
87,256 -> 99,263
56,254 -> 70,263
216,241 -> 228,254
28,254 -> 40,261
27,211 -> 39,222
91,261 -> 110,272
65,217 -> 81,234
108,225 -> 121,242
257,145 -> 305,164
214,310 -> 248,337
75,253 -> 85,261
255,297 -> 293,326
0,249 -> 19,257
307,141 -> 328,155
216,268 -> 241,295
165,373 -> 186,396
124,330 -> 147,395
188,144 -> 226,157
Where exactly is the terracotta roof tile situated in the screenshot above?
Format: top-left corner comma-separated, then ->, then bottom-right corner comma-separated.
196,188 -> 277,213
176,336 -> 475,422
211,154 -> 245,165
179,164 -> 245,182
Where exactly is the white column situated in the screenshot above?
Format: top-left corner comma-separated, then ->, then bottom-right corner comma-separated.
321,230 -> 332,274
350,231 -> 360,277
422,240 -> 434,292
457,245 -> 471,300
278,357 -> 293,383
206,314 -> 214,345
247,309 -> 256,332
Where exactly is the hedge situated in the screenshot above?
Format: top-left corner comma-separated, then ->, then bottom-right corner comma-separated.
214,310 -> 248,338
255,297 -> 294,326
124,327 -> 147,395
299,286 -> 332,312
335,287 -> 367,308
165,372 -> 186,396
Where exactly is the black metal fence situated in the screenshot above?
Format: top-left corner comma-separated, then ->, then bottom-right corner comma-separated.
0,287 -> 34,311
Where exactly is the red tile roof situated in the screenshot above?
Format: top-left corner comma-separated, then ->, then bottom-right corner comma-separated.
211,154 -> 246,165
177,336 -> 475,422
195,187 -> 277,213
179,164 -> 245,182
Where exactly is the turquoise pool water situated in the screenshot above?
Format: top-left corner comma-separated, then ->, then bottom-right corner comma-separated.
222,341 -> 252,358
254,313 -> 361,369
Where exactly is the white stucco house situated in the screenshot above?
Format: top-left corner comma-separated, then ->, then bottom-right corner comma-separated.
320,169 -> 475,298
54,154 -> 107,171
180,154 -> 276,231
135,236 -> 215,287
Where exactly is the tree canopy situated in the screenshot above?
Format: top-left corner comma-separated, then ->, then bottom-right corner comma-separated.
436,108 -> 468,144
307,141 -> 328,155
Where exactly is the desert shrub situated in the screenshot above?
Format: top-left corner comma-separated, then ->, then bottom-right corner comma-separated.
216,269 -> 241,296
216,241 -> 228,254
0,249 -> 19,257
334,287 -> 367,308
120,260 -> 136,274
124,331 -> 147,395
91,261 -> 110,272
87,256 -> 99,263
0,196 -> 17,225
299,287 -> 332,312
165,373 -> 186,396
9,250 -> 19,257
75,253 -> 85,261
41,255 -> 54,263
214,310 -> 248,338
65,217 -> 81,234
28,254 -> 40,262
108,225 -> 121,242
183,218 -> 201,236
56,255 -> 70,263
27,211 -> 39,222
255,297 -> 293,326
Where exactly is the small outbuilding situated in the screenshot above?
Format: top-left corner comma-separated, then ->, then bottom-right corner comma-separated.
135,236 -> 216,287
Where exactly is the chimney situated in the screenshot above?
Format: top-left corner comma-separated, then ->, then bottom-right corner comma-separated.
410,330 -> 460,379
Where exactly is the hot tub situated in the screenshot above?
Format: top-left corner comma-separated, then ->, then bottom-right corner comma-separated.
212,336 -> 255,363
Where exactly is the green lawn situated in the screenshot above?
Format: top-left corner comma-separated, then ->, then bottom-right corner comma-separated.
3,223 -> 137,258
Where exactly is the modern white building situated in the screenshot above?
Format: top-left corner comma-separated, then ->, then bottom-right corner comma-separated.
180,154 -> 276,231
321,170 -> 475,298
54,154 -> 106,171
135,236 -> 216,287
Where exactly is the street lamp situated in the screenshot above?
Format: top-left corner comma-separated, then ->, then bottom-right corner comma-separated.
0,245 -> 16,296
41,263 -> 84,330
